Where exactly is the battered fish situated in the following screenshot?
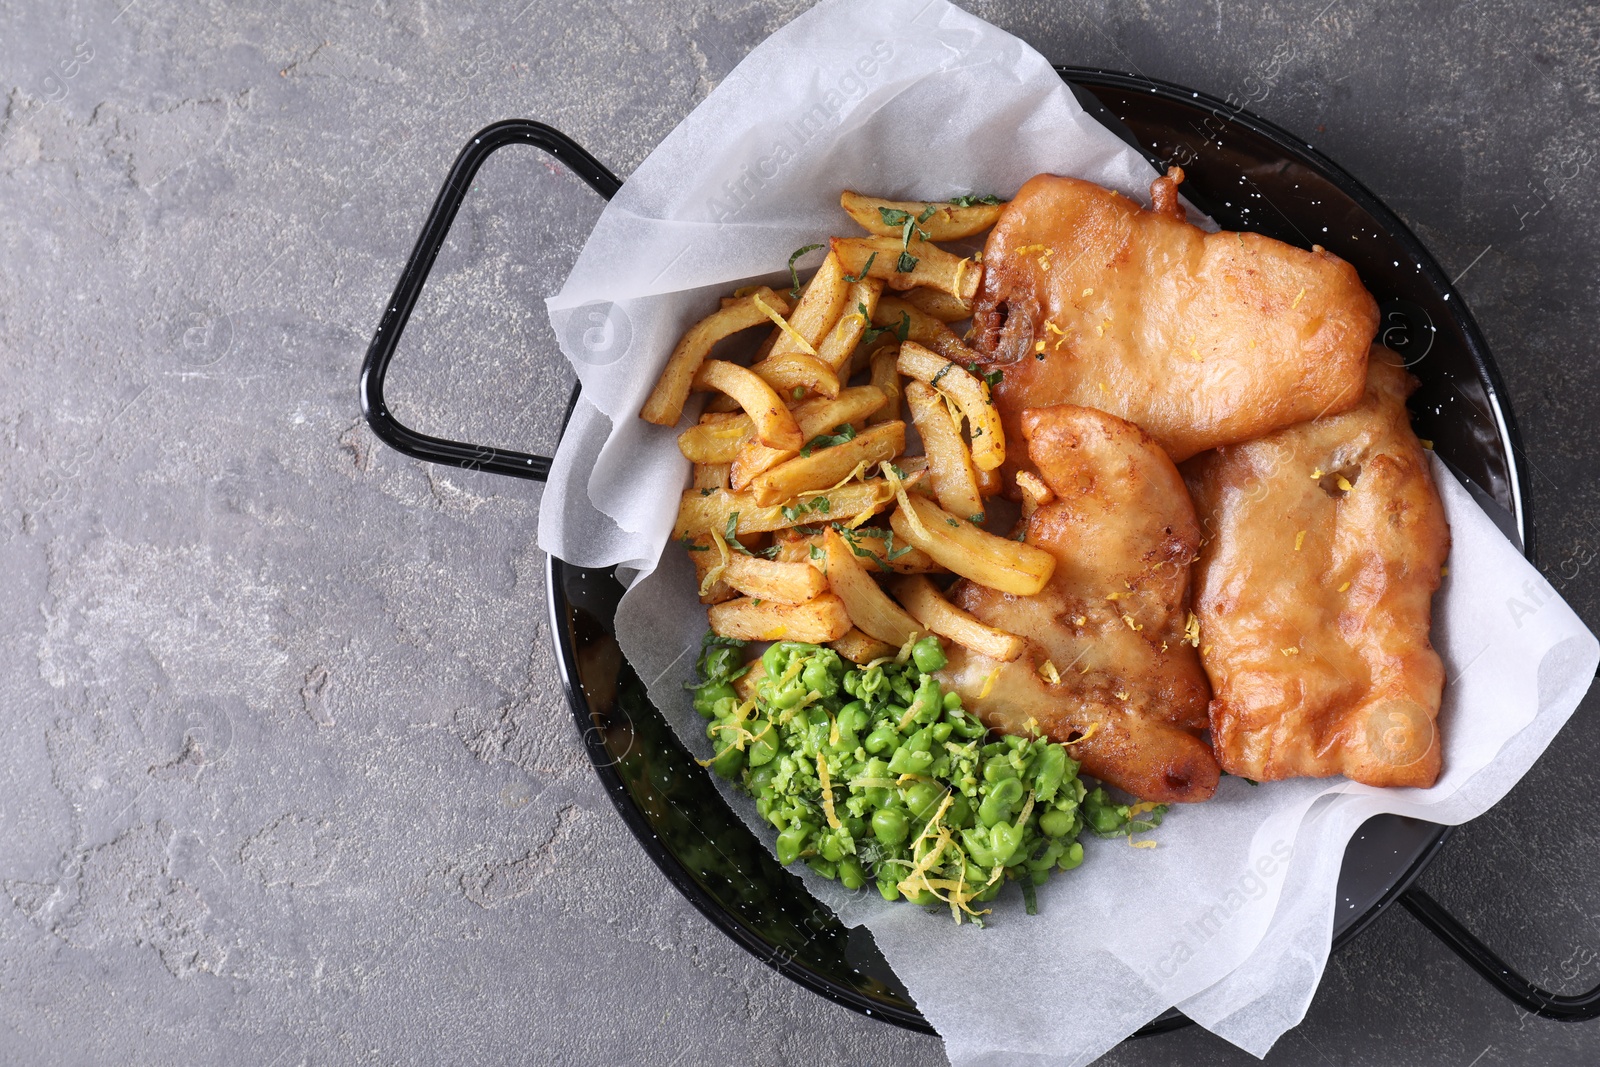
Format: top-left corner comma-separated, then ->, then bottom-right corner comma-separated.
1186,351 -> 1450,788
938,405 -> 1219,804
971,169 -> 1379,464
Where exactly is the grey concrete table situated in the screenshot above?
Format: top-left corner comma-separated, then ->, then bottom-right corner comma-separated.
2,1 -> 1597,1064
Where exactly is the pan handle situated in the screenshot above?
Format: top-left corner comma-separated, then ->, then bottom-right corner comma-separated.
1400,886 -> 1600,1020
359,120 -> 622,481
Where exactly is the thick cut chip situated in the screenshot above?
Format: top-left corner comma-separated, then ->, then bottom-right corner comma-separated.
970,170 -> 1378,463
729,385 -> 886,491
936,404 -> 1219,803
892,575 -> 1024,662
640,286 -> 791,425
888,494 -> 1053,596
709,593 -> 852,644
904,381 -> 984,522
839,191 -> 1007,241
692,360 -> 803,450
831,236 -> 980,301
748,421 -> 905,507
1186,352 -> 1449,788
896,342 -> 1005,472
821,528 -> 924,647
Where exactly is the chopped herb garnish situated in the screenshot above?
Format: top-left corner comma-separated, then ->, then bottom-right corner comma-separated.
680,533 -> 710,551
949,193 -> 1002,208
724,512 -> 755,556
878,207 -> 913,226
786,243 -> 825,298
863,308 -> 911,346
930,364 -> 953,387
809,543 -> 823,560
916,204 -> 938,223
946,518 -> 960,528
699,487 -> 715,496
895,251 -> 918,273
760,543 -> 783,559
967,362 -> 1003,388
842,252 -> 877,283
969,512 -> 986,524
799,423 -> 856,458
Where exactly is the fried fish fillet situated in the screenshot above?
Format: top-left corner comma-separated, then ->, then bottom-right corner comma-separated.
937,405 -> 1219,803
970,170 -> 1379,464
1186,351 -> 1450,787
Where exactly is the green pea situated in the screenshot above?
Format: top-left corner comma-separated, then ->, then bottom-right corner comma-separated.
838,858 -> 865,890
1033,744 -> 1067,802
871,807 -> 909,846
901,782 -> 943,822
693,680 -> 737,719
945,793 -> 974,828
776,823 -> 812,865
931,721 -> 953,743
710,742 -> 746,780
747,719 -> 778,767
769,682 -> 806,710
961,827 -> 997,867
910,677 -> 943,724
978,776 -> 1024,827
911,636 -> 947,673
806,857 -> 837,879
983,759 -> 1018,784
1059,842 -> 1084,870
819,834 -> 845,862
877,879 -> 901,902
864,723 -> 899,755
886,744 -> 933,776
1030,868 -> 1051,886
989,821 -> 1024,866
1039,808 -> 1075,838
747,762 -> 778,795
942,690 -> 962,711
801,659 -> 835,694
906,887 -> 940,907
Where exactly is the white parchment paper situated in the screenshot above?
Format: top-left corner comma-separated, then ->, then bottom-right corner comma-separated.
537,1 -> 1600,1062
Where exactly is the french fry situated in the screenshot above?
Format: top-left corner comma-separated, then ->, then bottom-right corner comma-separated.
640,287 -> 791,425
692,360 -> 803,451
752,350 -> 841,400
905,381 -> 985,522
872,296 -> 975,365
974,461 -> 1004,498
830,236 -> 979,301
830,628 -> 897,665
767,251 -> 851,361
729,385 -> 886,491
822,528 -> 924,646
888,494 -> 1055,596
673,474 -> 919,541
703,393 -> 742,414
1015,470 -> 1053,517
891,574 -> 1025,661
678,412 -> 753,464
899,287 -> 973,323
718,554 -> 828,605
866,347 -> 902,426
749,421 -> 906,507
815,278 -> 883,371
839,191 -> 1006,242
692,462 -> 731,489
688,538 -> 736,604
774,529 -> 941,574
896,341 -> 1005,471
709,593 -> 852,643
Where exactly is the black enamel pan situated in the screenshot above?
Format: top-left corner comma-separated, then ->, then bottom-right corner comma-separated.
358,67 -> 1600,1033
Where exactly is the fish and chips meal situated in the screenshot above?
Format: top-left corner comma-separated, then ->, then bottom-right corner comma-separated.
642,167 -> 1448,921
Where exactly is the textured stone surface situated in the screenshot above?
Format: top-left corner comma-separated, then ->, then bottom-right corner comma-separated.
1,1 -> 1596,1064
